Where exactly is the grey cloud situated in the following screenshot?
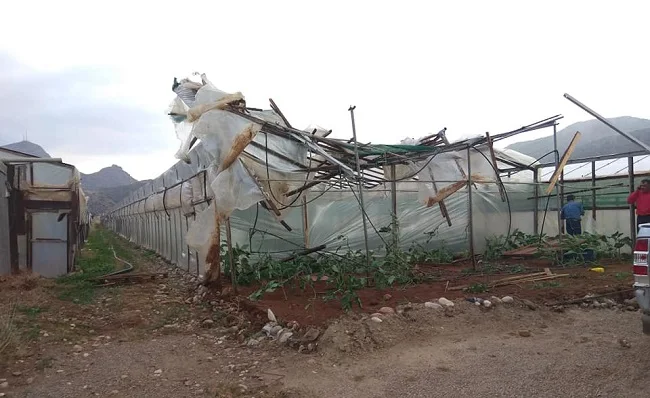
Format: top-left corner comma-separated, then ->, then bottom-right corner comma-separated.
0,53 -> 170,157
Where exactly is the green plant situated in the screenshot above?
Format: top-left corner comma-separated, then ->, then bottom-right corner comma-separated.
466,283 -> 489,293
615,272 -> 632,281
56,228 -> 119,304
534,281 -> 562,289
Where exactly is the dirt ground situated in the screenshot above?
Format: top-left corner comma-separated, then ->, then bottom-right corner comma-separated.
0,230 -> 646,397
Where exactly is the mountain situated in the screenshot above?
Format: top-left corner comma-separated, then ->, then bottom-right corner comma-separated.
79,166 -> 148,215
80,165 -> 138,191
1,140 -> 51,158
507,116 -> 650,163
84,180 -> 151,215
1,140 -> 146,215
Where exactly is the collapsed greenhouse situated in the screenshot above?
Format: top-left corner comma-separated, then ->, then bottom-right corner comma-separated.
104,72 -> 581,288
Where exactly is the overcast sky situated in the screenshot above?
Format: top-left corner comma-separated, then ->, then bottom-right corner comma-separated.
1,0 -> 649,180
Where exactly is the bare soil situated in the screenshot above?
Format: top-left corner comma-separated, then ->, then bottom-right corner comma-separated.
0,231 -> 645,397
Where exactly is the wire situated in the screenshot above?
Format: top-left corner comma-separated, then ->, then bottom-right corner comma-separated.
346,181 -> 389,248
470,146 -> 513,245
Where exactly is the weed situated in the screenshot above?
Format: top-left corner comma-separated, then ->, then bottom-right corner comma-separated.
466,283 -> 489,293
56,227 -> 119,304
17,305 -> 46,319
534,281 -> 562,289
615,272 -> 632,281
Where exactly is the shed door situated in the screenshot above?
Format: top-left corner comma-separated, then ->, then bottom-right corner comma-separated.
31,211 -> 68,277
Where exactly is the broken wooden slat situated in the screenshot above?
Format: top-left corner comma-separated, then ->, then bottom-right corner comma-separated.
545,131 -> 582,195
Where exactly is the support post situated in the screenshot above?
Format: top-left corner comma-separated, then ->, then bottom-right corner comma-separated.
629,157 -> 636,241
390,165 -> 399,249
560,170 -> 566,234
553,124 -> 563,242
348,106 -> 371,270
533,167 -> 539,235
301,195 -> 309,249
467,147 -> 476,269
226,218 -> 237,294
591,161 -> 596,220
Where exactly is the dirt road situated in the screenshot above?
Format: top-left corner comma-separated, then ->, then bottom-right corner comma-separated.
1,230 -> 647,397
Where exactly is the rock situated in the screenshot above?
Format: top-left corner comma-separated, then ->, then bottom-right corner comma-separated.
521,299 -> 538,310
475,301 -> 481,306
11,371 -> 21,377
370,312 -> 384,318
192,295 -> 201,304
0,382 -> 7,389
27,377 -> 34,385
73,345 -> 83,353
270,325 -> 283,336
501,296 -> 514,304
201,319 -> 215,328
619,338 -> 632,348
378,307 -> 395,315
490,296 -> 502,305
383,294 -> 392,301
278,330 -> 294,344
110,390 -> 119,395
518,330 -> 532,337
438,298 -> 454,307
483,300 -> 492,308
627,306 -> 637,312
581,302 -> 590,308
267,309 -> 277,323
227,326 -> 239,334
247,339 -> 260,347
624,297 -> 638,305
154,369 -> 163,376
302,328 -> 320,342
424,302 -> 443,310
83,353 -> 90,358
552,305 -> 565,313
370,317 -> 383,323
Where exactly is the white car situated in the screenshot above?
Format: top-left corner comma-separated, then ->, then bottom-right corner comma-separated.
633,223 -> 650,333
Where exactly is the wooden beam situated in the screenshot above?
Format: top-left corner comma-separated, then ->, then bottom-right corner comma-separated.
545,131 -> 582,195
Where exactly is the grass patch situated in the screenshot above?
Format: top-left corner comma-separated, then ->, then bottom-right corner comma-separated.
56,227 -> 119,304
533,281 -> 562,289
615,272 -> 632,281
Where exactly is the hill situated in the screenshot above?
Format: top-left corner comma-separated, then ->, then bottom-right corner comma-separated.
0,140 -> 145,215
507,116 -> 650,163
1,140 -> 52,158
80,165 -> 138,191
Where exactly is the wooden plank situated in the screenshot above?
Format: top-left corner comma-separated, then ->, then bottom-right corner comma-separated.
428,169 -> 453,226
545,131 -> 582,195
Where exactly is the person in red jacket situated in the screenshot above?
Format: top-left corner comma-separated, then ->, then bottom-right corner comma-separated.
628,179 -> 650,229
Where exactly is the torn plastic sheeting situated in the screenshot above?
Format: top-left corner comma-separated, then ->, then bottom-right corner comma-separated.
180,182 -> 194,215
165,185 -> 182,209
144,197 -> 155,213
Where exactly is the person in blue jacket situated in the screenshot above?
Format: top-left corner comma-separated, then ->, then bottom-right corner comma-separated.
561,194 -> 584,235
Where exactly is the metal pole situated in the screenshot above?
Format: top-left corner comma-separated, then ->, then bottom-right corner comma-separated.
533,167 -> 539,235
629,157 -> 636,241
390,165 -> 398,249
564,93 -> 650,153
559,169 -> 566,234
226,218 -> 237,294
348,106 -> 371,269
467,147 -> 476,269
301,195 -> 309,249
591,161 -> 596,221
553,124 -> 563,240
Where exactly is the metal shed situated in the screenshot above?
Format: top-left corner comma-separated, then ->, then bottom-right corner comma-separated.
2,159 -> 89,277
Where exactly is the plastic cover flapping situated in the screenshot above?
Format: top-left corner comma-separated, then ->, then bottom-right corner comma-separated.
176,75 -> 311,263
